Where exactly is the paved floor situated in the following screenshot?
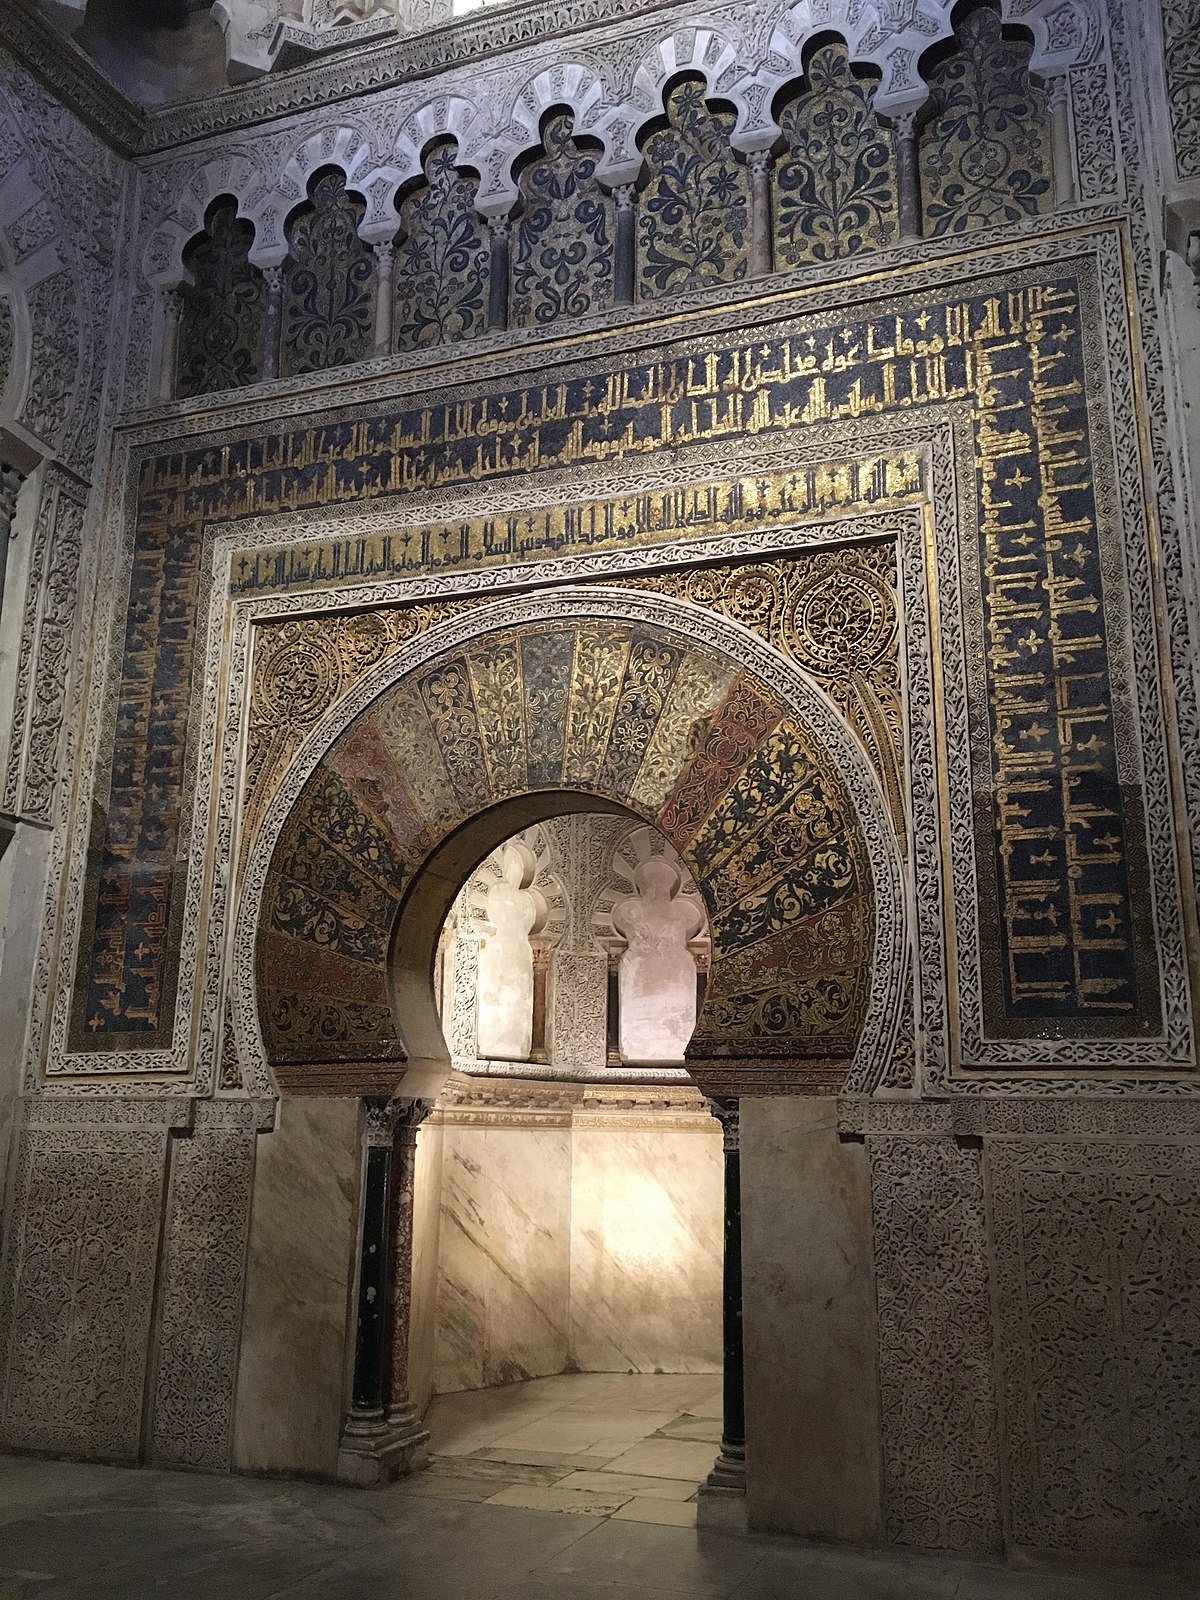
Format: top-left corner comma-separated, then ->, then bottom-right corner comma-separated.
407,1372 -> 721,1527
1,1376 -> 1197,1600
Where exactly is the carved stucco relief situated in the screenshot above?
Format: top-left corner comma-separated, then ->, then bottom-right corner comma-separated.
0,1104 -> 172,1462
989,1136 -> 1200,1552
869,1132 -> 1002,1554
150,1100 -> 261,1471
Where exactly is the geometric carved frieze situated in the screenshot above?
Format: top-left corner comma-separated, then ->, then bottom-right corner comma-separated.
989,1138 -> 1200,1553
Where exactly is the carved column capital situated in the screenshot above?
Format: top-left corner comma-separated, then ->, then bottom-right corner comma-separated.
362,1095 -> 398,1146
706,1095 -> 740,1153
261,264 -> 286,292
1046,74 -> 1069,113
744,148 -> 772,181
393,1097 -> 433,1147
612,183 -> 637,212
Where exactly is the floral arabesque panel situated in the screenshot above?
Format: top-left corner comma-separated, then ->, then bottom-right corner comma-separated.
177,202 -> 265,398
774,43 -> 899,269
281,169 -> 377,377
637,77 -> 749,299
510,112 -> 614,327
394,140 -> 490,351
919,5 -> 1052,237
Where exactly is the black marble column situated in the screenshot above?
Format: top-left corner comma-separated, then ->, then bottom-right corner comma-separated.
340,1096 -> 437,1485
606,950 -> 622,1065
348,1098 -> 394,1424
703,1096 -> 745,1498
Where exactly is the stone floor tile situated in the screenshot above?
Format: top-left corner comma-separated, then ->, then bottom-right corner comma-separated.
612,1497 -> 700,1528
726,1544 -> 961,1600
489,1417 -> 623,1451
392,1471 -> 506,1502
483,1482 -> 634,1516
953,1561 -> 1200,1600
270,1502 -> 594,1598
0,1457 -> 129,1525
580,1437 -> 657,1461
427,1453 -> 568,1485
654,1417 -> 724,1443
539,1516 -> 768,1596
477,1445 -> 602,1469
601,1438 -> 723,1481
490,1579 -> 713,1600
551,1407 -> 682,1436
559,1469 -> 700,1500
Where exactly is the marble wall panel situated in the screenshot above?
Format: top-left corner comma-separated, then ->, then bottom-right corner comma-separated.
741,1097 -> 882,1543
432,1124 -> 572,1392
569,1120 -> 722,1374
408,1119 -> 444,1417
233,1097 -> 359,1477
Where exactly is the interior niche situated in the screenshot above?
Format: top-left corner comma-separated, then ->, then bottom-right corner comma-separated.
409,812 -> 722,1413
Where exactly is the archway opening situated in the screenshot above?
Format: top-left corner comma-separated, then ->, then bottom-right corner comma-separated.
406,804 -> 726,1514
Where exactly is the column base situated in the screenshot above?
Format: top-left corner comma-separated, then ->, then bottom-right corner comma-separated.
336,1413 -> 430,1487
696,1443 -> 747,1532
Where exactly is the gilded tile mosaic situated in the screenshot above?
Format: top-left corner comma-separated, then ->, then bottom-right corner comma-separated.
72,249 -> 1161,1074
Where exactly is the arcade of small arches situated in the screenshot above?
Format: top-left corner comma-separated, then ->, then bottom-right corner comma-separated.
153,6 -> 1077,401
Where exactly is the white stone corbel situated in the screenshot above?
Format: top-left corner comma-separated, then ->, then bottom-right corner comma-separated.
210,0 -> 280,84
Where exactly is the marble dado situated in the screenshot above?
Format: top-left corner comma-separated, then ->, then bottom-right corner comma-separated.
410,1076 -> 724,1401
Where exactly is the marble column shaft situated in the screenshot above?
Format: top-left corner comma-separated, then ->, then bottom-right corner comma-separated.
746,152 -> 773,276
262,265 -> 285,382
606,949 -> 622,1065
0,462 -> 25,630
612,185 -> 637,305
488,220 -> 510,331
373,242 -> 396,355
1048,77 -> 1076,208
530,943 -> 550,1064
350,1099 -> 394,1422
157,287 -> 184,403
893,114 -> 922,241
386,1100 -> 433,1429
704,1096 -> 745,1494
